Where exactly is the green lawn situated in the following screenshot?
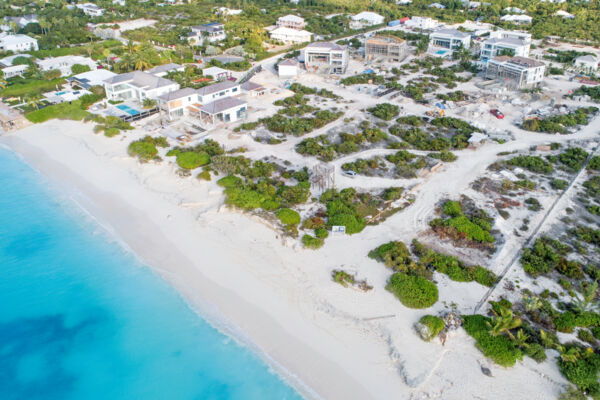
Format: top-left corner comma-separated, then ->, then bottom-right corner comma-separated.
1,79 -> 66,98
25,100 -> 90,123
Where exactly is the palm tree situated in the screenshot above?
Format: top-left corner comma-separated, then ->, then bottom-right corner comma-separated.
117,53 -> 135,72
512,329 -> 529,348
557,345 -> 580,363
134,56 -> 152,71
26,96 -> 43,110
126,40 -> 136,55
487,308 -> 522,339
142,98 -> 157,109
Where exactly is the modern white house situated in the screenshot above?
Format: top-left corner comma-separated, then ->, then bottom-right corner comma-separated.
157,87 -> 199,120
4,15 -> 38,29
36,56 -> 97,77
270,27 -> 312,44
484,56 -> 546,88
196,80 -> 240,104
113,0 -> 126,6
429,29 -> 471,56
573,55 -> 598,74
104,71 -> 180,102
216,7 -> 243,16
503,7 -> 526,14
202,66 -> 232,80
480,37 -> 530,63
350,12 -> 384,29
188,22 -> 226,44
404,16 -> 439,30
147,63 -> 185,77
554,10 -> 574,19
278,58 -> 298,77
1,64 -> 28,78
241,81 -> 267,97
500,15 -> 532,24
0,34 -> 38,53
276,15 -> 306,30
76,3 -> 105,17
489,30 -> 532,43
303,42 -> 348,74
67,69 -> 117,89
191,97 -> 247,125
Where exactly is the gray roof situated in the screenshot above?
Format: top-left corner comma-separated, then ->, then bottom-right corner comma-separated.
431,28 -> 471,39
197,80 -> 238,96
201,97 -> 246,114
576,55 -> 598,63
104,71 -> 176,89
147,63 -> 183,75
306,42 -> 344,51
158,87 -> 197,101
241,81 -> 265,91
278,58 -> 298,66
485,37 -> 526,46
192,22 -> 225,32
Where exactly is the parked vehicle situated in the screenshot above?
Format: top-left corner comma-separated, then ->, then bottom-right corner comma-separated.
342,170 -> 357,178
490,109 -> 505,119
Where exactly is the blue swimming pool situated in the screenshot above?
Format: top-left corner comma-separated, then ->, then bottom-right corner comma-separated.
436,50 -> 448,55
116,104 -> 140,116
56,91 -> 67,96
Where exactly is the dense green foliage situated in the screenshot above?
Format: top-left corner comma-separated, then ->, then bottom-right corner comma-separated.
463,315 -> 523,367
506,155 -> 553,174
276,208 -> 301,225
521,108 -> 598,134
430,200 -> 495,244
368,103 -> 399,121
386,273 -> 438,309
127,135 -> 168,162
418,315 -> 445,341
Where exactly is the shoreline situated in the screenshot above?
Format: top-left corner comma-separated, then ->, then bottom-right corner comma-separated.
2,119 -> 578,400
0,122 -> 382,400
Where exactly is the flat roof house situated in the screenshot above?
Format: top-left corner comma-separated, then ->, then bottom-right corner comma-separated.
365,35 -> 408,62
480,37 -> 530,63
191,97 -> 247,125
429,29 -> 471,54
203,66 -> 232,80
0,34 -> 38,53
104,71 -> 180,102
1,64 -> 29,79
190,22 -> 226,43
157,87 -> 199,120
36,55 -> 97,77
241,81 -> 267,97
350,12 -> 384,29
270,27 -> 312,44
304,42 -> 348,74
404,16 -> 439,30
67,69 -> 117,89
484,56 -> 546,88
500,15 -> 532,24
196,80 -> 240,103
76,3 -> 105,16
276,15 -> 306,30
147,63 -> 185,77
489,30 -> 532,43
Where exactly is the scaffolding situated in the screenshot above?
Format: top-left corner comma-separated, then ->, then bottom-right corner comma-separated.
310,163 -> 335,192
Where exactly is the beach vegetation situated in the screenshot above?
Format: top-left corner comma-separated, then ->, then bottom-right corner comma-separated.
417,315 -> 445,341
506,155 -> 553,174
462,315 -> 523,367
25,99 -> 90,123
386,272 -> 438,309
368,103 -> 399,121
276,208 -> 300,226
302,234 -> 324,250
175,152 -> 211,169
128,136 -> 167,162
521,107 -> 598,134
429,200 -> 495,245
332,270 -> 355,287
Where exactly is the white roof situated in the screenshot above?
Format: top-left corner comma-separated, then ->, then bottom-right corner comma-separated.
575,55 -> 598,63
68,69 -> 116,87
0,53 -> 31,66
0,34 -> 37,45
203,66 -> 229,76
270,27 -> 312,37
500,15 -> 532,22
554,10 -> 574,18
1,64 -> 28,73
37,55 -> 96,68
351,12 -> 384,22
278,14 -> 304,23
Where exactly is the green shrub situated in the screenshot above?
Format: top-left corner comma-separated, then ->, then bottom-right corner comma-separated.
524,343 -> 547,363
302,234 -> 324,249
506,155 -> 553,174
462,315 -> 523,367
332,270 -> 354,287
368,103 -> 399,121
418,315 -> 445,341
551,179 -> 569,190
558,352 -> 600,392
128,140 -> 157,162
197,170 -> 211,181
314,227 -> 329,239
386,273 -> 438,309
176,152 -> 210,169
443,200 -> 463,217
276,208 -> 301,225
217,175 -> 242,188
520,238 -> 560,276
578,329 -> 596,344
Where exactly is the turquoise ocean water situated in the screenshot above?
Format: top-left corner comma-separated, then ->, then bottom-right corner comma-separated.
0,147 -> 303,400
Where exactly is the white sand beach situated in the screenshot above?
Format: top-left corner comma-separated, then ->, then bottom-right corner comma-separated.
5,119 -> 596,399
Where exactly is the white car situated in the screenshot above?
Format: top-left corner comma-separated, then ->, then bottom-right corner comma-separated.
343,170 -> 357,178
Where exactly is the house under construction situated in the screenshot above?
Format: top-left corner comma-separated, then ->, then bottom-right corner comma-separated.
484,56 -> 546,89
365,35 -> 408,63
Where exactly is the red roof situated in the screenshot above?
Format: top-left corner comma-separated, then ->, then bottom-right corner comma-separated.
400,17 -> 410,23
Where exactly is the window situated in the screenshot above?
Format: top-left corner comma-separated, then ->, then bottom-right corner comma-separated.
232,87 -> 238,92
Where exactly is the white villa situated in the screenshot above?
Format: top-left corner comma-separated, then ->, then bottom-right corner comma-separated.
429,29 -> 471,56
37,56 -> 97,77
147,63 -> 185,77
188,22 -> 226,44
67,69 -> 117,89
485,56 -> 546,88
404,16 -> 439,30
104,71 -> 180,102
1,64 -> 28,78
500,15 -> 532,24
278,58 -> 299,78
489,30 -> 532,43
191,97 -> 247,125
202,66 -> 232,80
574,55 -> 598,74
480,37 -> 530,63
303,42 -> 348,74
76,3 -> 105,16
350,12 -> 384,29
0,34 -> 38,53
270,27 -> 312,44
276,15 -> 306,30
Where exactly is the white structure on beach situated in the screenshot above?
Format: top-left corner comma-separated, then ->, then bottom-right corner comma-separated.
36,56 -> 97,77
278,58 -> 298,78
573,55 -> 598,74
303,42 -> 348,74
489,30 -> 532,43
484,56 -> 546,88
0,34 -> 38,53
1,64 -> 28,78
428,29 -> 471,56
270,27 -> 312,44
276,15 -> 306,30
67,69 -> 117,89
480,37 -> 530,63
202,66 -> 232,80
104,71 -> 180,102
350,12 -> 384,29
404,16 -> 439,30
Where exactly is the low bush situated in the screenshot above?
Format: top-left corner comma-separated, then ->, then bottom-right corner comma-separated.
462,315 -> 523,367
506,155 -> 553,174
276,208 -> 301,225
302,234 -> 324,249
127,135 -> 166,162
524,343 -> 547,363
386,272 -> 438,309
176,152 -> 210,170
418,315 -> 445,341
558,351 -> 600,392
368,103 -> 399,121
